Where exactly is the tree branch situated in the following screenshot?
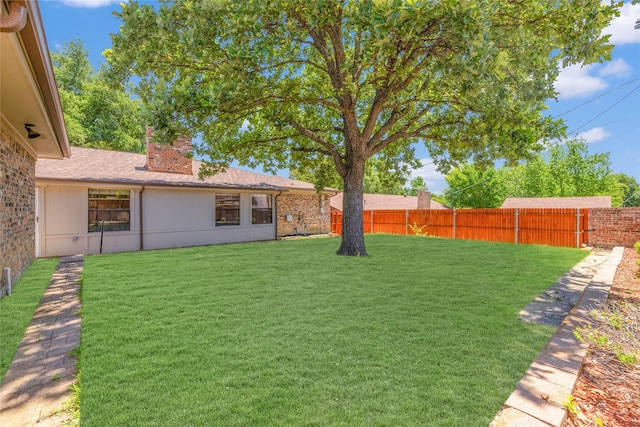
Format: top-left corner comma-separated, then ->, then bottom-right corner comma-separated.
366,106 -> 404,153
290,146 -> 333,157
370,115 -> 463,156
289,119 -> 346,175
274,95 -> 343,112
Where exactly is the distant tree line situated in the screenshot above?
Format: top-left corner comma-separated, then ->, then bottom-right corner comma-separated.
52,39 -> 145,153
442,139 -> 639,208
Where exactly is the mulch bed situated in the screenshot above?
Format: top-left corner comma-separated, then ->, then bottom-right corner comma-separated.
568,247 -> 640,427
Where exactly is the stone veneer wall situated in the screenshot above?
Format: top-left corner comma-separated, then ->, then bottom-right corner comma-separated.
0,129 -> 36,296
277,193 -> 331,237
588,208 -> 640,248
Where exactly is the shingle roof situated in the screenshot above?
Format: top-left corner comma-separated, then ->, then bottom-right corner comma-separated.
500,196 -> 611,209
36,146 -> 321,192
330,192 -> 448,211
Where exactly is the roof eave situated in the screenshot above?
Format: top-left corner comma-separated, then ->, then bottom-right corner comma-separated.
35,176 -> 291,192
19,0 -> 70,158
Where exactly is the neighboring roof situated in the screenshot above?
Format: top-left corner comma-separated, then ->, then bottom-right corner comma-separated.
36,146 -> 325,192
0,1 -> 70,159
330,192 -> 448,211
500,196 -> 612,209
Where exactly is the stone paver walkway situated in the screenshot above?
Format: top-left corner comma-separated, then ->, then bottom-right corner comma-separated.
491,247 -> 624,427
0,255 -> 83,427
518,249 -> 612,327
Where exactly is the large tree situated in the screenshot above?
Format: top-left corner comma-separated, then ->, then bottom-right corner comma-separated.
52,40 -> 146,153
403,176 -> 427,197
543,140 -> 621,202
614,173 -> 640,207
107,0 -> 618,255
443,163 -> 506,208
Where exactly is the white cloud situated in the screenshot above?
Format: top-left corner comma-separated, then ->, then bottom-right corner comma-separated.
60,0 -> 120,8
410,158 -> 447,193
598,58 -> 632,78
575,127 -> 611,143
604,2 -> 640,46
554,64 -> 608,100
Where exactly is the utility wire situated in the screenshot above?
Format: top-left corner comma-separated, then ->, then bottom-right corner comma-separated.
444,175 -> 493,196
580,116 -> 633,128
552,78 -> 640,119
597,125 -> 640,145
569,84 -> 640,135
616,190 -> 640,207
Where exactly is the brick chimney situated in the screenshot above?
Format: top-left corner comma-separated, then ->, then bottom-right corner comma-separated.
417,190 -> 431,210
145,126 -> 193,175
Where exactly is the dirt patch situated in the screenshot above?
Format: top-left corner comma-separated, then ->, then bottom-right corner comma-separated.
568,247 -> 640,427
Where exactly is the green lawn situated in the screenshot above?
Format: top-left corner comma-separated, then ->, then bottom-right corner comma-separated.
0,257 -> 58,379
80,235 -> 586,426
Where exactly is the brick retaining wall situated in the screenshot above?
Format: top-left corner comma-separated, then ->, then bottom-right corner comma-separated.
588,208 -> 640,248
277,193 -> 331,237
1,129 -> 36,295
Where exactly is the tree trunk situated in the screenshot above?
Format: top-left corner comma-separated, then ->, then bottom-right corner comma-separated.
337,159 -> 368,256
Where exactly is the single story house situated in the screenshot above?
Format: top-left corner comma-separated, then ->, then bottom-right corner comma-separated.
35,130 -> 334,257
331,190 -> 448,211
1,1 -> 70,295
500,196 -> 612,209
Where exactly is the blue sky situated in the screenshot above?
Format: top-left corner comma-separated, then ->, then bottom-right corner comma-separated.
40,0 -> 640,196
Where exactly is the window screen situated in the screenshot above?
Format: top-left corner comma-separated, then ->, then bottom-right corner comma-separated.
88,189 -> 130,232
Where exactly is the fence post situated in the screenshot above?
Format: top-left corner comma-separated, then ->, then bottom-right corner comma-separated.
406,209 -> 409,235
575,208 -> 580,248
453,208 -> 456,239
515,208 -> 519,244
371,209 -> 374,234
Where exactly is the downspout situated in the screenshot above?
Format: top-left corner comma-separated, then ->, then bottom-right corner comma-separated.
274,191 -> 282,240
0,1 -> 27,33
2,267 -> 11,297
139,186 -> 145,250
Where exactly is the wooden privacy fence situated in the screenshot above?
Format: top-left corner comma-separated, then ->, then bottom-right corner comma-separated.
331,208 -> 589,248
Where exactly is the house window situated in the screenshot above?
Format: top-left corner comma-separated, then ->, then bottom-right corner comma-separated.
88,189 -> 130,232
252,194 -> 272,224
216,194 -> 240,226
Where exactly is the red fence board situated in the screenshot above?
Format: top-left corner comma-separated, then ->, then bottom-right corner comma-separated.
330,208 -> 589,248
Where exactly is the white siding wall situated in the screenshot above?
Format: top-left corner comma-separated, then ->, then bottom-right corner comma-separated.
36,184 -> 276,257
39,184 -> 140,256
142,188 -> 275,250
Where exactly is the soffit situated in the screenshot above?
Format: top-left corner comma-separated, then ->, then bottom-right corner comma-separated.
0,1 -> 69,159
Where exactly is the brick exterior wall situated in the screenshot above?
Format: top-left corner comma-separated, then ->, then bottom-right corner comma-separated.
1,129 -> 36,296
145,127 -> 193,175
588,208 -> 640,248
277,193 -> 331,236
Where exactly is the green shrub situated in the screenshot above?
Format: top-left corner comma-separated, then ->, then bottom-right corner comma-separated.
634,240 -> 640,254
